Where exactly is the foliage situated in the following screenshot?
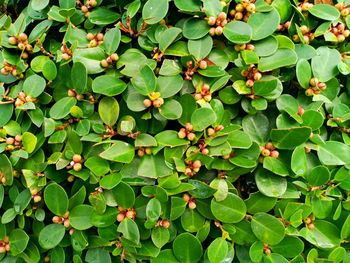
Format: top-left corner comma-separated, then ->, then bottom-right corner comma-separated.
1,0 -> 350,262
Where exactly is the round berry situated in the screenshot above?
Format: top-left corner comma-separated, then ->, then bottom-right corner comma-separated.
8,37 -> 17,45
261,149 -> 271,157
208,16 -> 217,26
72,154 -> 82,163
18,33 -> 28,41
199,60 -> 207,69
188,201 -> 196,209
187,132 -> 196,141
270,150 -> 279,158
73,163 -> 82,172
110,53 -> 119,61
117,213 -> 125,222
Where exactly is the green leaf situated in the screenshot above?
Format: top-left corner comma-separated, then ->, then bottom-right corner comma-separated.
251,212 -> 285,245
92,75 -> 127,96
100,141 -> 135,163
309,4 -> 340,21
191,107 -> 217,131
183,18 -> 210,40
311,47 -> 341,82
296,59 -> 311,89
188,35 -> 213,60
22,132 -> 37,154
255,168 -> 287,197
270,127 -> 311,149
38,224 -> 65,249
49,97 -> 77,120
318,141 -> 350,165
159,27 -> 182,52
89,8 -> 120,25
258,49 -> 298,72
242,113 -> 270,144
211,193 -> 247,223
44,183 -> 68,216
9,229 -> 29,256
23,74 -> 46,97
142,0 -> 169,24
223,21 -> 253,44
207,238 -> 228,263
173,233 -> 203,263
69,204 -> 93,230
98,97 -> 119,126
117,218 -> 140,244
159,99 -> 183,120
248,9 -> 280,40
71,62 -> 87,94
102,27 -> 121,55
43,60 -> 57,81
131,65 -> 157,95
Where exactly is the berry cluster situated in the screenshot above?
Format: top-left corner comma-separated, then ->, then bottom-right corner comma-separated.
52,211 -> 70,228
296,1 -> 314,13
336,3 -> 350,17
207,125 -> 224,137
304,215 -> 315,230
86,32 -> 104,48
0,172 -> 6,185
100,53 -> 119,68
60,44 -> 73,61
4,134 -> 22,151
15,91 -> 36,107
8,33 -> 33,52
67,89 -> 84,101
155,219 -> 170,229
0,60 -> 23,78
241,65 -> 262,88
143,92 -> 164,108
198,139 -> 209,155
137,147 -> 152,157
305,77 -> 327,96
292,25 -> 314,44
182,193 -> 196,209
208,12 -> 227,36
80,0 -> 97,17
67,154 -> 84,172
234,43 -> 255,52
229,0 -> 256,22
178,123 -> 196,141
0,236 -> 10,254
194,83 -> 211,102
260,142 -> 279,158
328,23 -> 350,43
263,244 -> 271,255
31,189 -> 42,203
277,21 -> 291,31
116,207 -> 137,222
184,160 -> 202,177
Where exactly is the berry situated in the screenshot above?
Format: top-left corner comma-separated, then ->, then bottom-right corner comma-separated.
297,106 -> 305,116
33,195 -> 42,203
52,216 -> 61,223
142,99 -> 151,108
309,78 -> 318,87
8,37 -> 17,45
194,93 -> 202,100
6,138 -> 14,145
305,88 -> 314,96
307,223 -> 315,230
152,98 -> 164,108
145,148 -> 152,155
338,34 -> 346,42
72,154 -> 82,163
87,33 -> 95,40
246,3 -> 256,13
187,132 -> 196,141
341,9 -> 350,16
246,79 -> 254,87
96,33 -> 104,41
188,201 -> 196,209
185,168 -> 193,176
67,89 -> 76,97
110,53 -> 119,61
62,53 -> 71,60
161,220 -> 170,229
261,149 -> 270,157
15,135 -> 22,142
193,160 -> 201,169
201,148 -> 209,155
183,193 -> 191,202
317,82 -> 327,90
185,123 -> 193,131
209,27 -> 216,36
63,219 -> 70,227
253,72 -> 262,81
215,26 -> 223,35
218,12 -> 227,21
126,210 -> 135,219
73,163 -> 82,171
246,44 -> 255,50
199,60 -> 207,69
0,246 -> 6,253
207,128 -> 216,136
81,5 -> 88,13
178,129 -> 187,139
300,25 -> 309,34
18,33 -> 28,41
204,94 -> 212,102
208,16 -> 216,26
270,150 -> 279,158
17,43 -> 25,50
236,3 -> 244,12
304,217 -> 312,224
117,213 -> 125,222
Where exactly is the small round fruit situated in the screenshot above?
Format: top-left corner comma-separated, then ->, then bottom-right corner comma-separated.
110,53 -> 119,61
188,201 -> 197,209
187,132 -> 196,141
67,89 -> 76,97
145,148 -> 152,155
246,3 -> 256,12
0,246 -> 6,254
246,79 -> 254,87
8,37 -> 17,45
209,27 -> 216,36
270,150 -> 279,158
307,223 -> 315,230
201,148 -> 209,155
208,16 -> 217,26
62,53 -> 71,60
215,26 -> 223,35
33,195 -> 42,203
18,33 -> 28,41
72,154 -> 82,163
17,43 -> 25,50
199,60 -> 207,69
126,210 -> 135,219
6,137 -> 15,145
235,3 -> 244,12
117,213 -> 125,222
183,194 -> 191,202
305,88 -> 314,96
185,168 -> 193,176
178,129 -> 187,139
161,220 -> 170,229
207,128 -> 216,136
73,163 -> 82,171
15,135 -> 22,142
63,219 -> 70,228
253,72 -> 262,81
193,160 -> 201,169
86,33 -> 95,40
261,149 -> 271,157
96,33 -> 104,41
81,5 -> 88,12
218,12 -> 227,21
185,123 -> 193,131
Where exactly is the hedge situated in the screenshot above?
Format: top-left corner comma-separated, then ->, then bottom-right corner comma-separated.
1,0 -> 350,262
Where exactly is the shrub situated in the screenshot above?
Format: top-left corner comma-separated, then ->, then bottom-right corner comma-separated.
1,0 -> 350,262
